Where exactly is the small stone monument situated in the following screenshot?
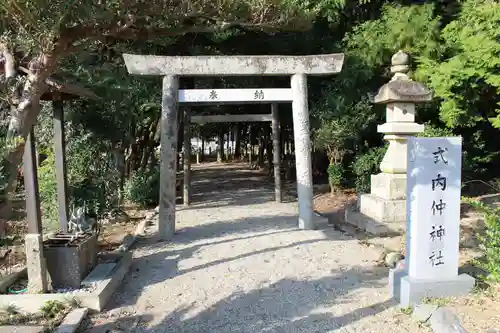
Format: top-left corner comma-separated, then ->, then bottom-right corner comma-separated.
395,136 -> 475,307
346,50 -> 432,234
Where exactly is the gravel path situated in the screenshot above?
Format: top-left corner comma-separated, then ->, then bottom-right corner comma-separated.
85,163 -> 427,333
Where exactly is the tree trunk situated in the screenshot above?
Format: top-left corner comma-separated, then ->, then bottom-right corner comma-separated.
234,124 -> 241,160
226,131 -> 231,160
258,133 -> 265,168
266,127 -> 273,174
140,118 -> 159,170
201,139 -> 205,162
112,144 -> 126,206
329,180 -> 336,195
1,47 -> 61,235
217,132 -> 224,163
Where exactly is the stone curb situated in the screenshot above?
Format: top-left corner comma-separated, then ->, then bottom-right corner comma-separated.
55,308 -> 88,333
412,304 -> 468,333
115,210 -> 158,253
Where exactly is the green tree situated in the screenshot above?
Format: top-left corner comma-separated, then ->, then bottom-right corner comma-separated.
416,0 -> 500,129
0,0 -> 373,215
313,96 -> 376,193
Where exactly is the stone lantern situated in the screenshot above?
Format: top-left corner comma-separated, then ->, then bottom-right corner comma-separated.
346,50 -> 433,234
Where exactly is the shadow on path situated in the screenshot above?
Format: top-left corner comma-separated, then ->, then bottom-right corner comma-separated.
90,264 -> 394,333
109,213 -> 347,310
183,163 -> 296,209
86,163 -> 401,333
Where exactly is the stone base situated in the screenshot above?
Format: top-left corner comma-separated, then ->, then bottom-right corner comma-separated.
0,252 -> 131,313
388,267 -> 406,299
345,209 -> 403,236
25,234 -> 49,293
370,173 -> 406,200
359,194 -> 406,223
308,212 -> 330,230
398,274 -> 475,308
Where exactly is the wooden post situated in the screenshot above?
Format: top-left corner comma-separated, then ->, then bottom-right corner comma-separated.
25,129 -> 43,235
24,129 -> 49,293
53,98 -> 69,232
217,132 -> 224,163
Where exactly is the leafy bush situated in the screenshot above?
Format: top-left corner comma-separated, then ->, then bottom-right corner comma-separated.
66,134 -> 121,217
37,152 -> 59,231
327,163 -> 344,193
124,166 -> 160,207
352,145 -> 388,194
37,132 -> 121,231
40,300 -> 66,319
417,123 -> 455,138
462,198 -> 500,283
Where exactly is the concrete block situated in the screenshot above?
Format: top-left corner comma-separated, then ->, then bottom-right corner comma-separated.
116,235 -> 136,252
0,252 -> 132,313
55,307 -> 88,333
44,233 -> 98,289
400,274 -> 475,308
429,307 -> 468,333
0,326 -> 44,333
359,194 -> 406,223
370,173 -> 406,200
81,263 -> 116,288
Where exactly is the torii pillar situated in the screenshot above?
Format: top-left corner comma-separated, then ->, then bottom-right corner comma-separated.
123,54 -> 345,240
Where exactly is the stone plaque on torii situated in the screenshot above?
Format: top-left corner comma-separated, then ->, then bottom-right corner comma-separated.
123,53 -> 345,240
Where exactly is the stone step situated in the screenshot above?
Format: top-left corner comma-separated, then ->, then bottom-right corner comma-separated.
55,308 -> 88,333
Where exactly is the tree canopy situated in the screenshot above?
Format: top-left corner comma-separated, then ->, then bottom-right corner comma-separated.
0,0 -> 499,229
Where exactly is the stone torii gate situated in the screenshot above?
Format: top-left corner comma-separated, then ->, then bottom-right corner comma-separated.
123,54 -> 345,240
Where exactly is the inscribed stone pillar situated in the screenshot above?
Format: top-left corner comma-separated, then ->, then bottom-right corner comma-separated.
271,104 -> 282,203
159,75 -> 179,240
291,73 -> 314,229
24,129 -> 48,293
396,136 -> 475,307
183,108 -> 191,206
345,51 -> 432,235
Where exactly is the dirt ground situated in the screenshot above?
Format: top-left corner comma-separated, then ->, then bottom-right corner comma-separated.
313,188 -> 500,331
1,170 -> 499,330
0,199 -> 149,277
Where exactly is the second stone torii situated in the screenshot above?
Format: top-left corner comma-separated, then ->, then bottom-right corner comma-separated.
179,87 -> 295,206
